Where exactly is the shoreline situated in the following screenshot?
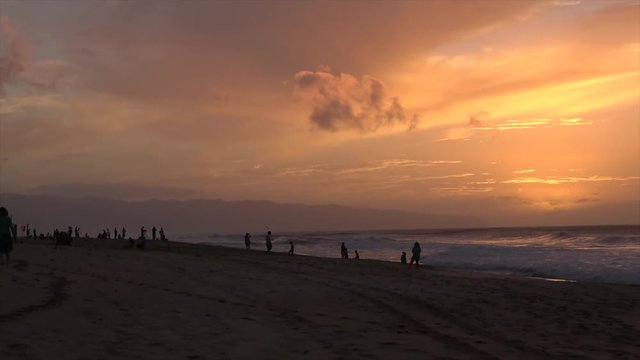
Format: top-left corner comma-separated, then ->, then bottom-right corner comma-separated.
188,239 -> 636,286
1,238 -> 639,359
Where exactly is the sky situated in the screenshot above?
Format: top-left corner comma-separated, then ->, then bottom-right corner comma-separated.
0,0 -> 638,227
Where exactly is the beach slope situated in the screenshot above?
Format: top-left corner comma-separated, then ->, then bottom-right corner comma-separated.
1,239 -> 638,359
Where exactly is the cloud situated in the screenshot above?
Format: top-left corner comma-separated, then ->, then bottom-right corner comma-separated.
468,111 -> 489,127
0,15 -> 29,95
439,112 -> 594,141
503,176 -> 640,185
293,70 -> 420,132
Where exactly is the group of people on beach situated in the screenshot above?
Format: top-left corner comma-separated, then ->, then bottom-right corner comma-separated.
245,231 -> 297,256
401,242 -> 422,269
1,205 -> 422,268
242,230 -> 421,268
0,205 -> 174,260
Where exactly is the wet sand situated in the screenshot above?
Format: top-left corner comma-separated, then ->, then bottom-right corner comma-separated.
1,238 -> 639,359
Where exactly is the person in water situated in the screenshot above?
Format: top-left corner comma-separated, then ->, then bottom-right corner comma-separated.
265,231 -> 273,252
244,233 -> 251,250
409,242 -> 421,269
0,207 -> 16,265
400,251 -> 407,264
288,240 -> 294,255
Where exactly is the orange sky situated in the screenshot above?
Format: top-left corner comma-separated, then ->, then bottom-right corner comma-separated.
0,0 -> 638,226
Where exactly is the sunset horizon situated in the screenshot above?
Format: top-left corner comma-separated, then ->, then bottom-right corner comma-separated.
0,2 -> 639,359
1,0 -> 638,228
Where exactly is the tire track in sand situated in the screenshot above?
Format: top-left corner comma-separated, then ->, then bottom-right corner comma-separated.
0,260 -> 70,324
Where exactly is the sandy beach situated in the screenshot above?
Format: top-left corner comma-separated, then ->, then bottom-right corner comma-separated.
1,238 -> 638,360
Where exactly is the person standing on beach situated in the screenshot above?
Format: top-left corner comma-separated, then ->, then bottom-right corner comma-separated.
244,233 -> 251,250
152,226 -> 157,240
122,227 -> 126,239
159,227 -> 166,241
409,242 -> 421,269
288,240 -> 294,255
0,207 -> 16,265
140,226 -> 147,239
341,242 -> 348,259
265,231 -> 273,252
355,250 -> 359,259
400,251 -> 407,264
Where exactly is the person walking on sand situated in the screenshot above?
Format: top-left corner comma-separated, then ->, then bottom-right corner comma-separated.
409,242 -> 421,270
0,207 -> 17,265
288,240 -> 294,255
400,251 -> 407,264
265,231 -> 273,252
244,233 -> 251,250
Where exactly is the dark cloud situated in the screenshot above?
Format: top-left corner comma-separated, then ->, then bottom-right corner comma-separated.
468,111 -> 489,127
0,15 -> 29,95
293,70 -> 419,132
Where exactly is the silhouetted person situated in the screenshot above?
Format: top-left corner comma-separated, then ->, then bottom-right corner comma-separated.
400,251 -> 407,264
265,231 -> 272,252
159,227 -> 166,241
341,242 -> 348,259
0,207 -> 16,265
33,228 -> 37,239
288,240 -> 294,255
122,227 -> 127,239
244,233 -> 251,250
152,226 -> 157,240
409,242 -> 421,270
355,250 -> 359,259
140,226 -> 147,239
74,226 -> 80,238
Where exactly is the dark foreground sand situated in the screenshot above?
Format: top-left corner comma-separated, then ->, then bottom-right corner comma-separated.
1,238 -> 639,360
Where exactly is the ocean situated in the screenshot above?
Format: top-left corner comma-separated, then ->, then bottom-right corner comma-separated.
178,225 -> 640,285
